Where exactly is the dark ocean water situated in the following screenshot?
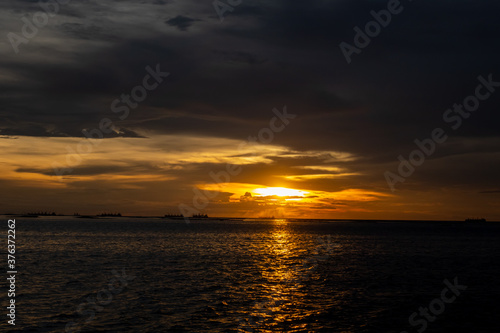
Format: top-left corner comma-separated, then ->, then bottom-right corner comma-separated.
3,217 -> 500,332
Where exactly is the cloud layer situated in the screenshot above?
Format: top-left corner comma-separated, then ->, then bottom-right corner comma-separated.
1,0 -> 499,219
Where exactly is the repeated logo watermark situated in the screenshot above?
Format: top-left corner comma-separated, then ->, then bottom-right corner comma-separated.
65,268 -> 135,333
400,277 -> 466,333
52,64 -> 169,180
178,105 -> 296,223
339,0 -> 414,64
6,219 -> 17,326
237,235 -> 339,332
385,74 -> 499,191
213,0 -> 243,22
7,0 -> 70,54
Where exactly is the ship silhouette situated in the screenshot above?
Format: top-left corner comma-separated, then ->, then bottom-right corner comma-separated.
163,213 -> 184,219
98,212 -> 122,217
23,211 -> 56,217
465,217 -> 486,222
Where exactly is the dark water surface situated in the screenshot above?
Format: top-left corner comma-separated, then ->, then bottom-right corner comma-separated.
4,217 -> 500,332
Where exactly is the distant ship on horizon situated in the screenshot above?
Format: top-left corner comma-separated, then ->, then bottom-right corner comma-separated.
163,214 -> 184,219
98,212 -> 122,217
21,211 -> 57,217
465,217 -> 486,222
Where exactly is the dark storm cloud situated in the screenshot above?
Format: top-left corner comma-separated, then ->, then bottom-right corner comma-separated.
212,50 -> 267,65
16,162 -> 165,176
165,15 -> 199,31
1,0 -> 499,192
59,22 -> 118,41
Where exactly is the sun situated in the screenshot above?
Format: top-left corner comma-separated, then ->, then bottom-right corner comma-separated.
253,187 -> 308,198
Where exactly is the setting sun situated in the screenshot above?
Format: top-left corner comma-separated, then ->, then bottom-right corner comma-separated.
253,187 -> 308,198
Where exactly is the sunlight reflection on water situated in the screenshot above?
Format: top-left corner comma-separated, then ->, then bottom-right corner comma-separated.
11,217 -> 500,332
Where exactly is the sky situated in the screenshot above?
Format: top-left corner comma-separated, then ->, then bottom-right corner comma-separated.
0,0 -> 499,220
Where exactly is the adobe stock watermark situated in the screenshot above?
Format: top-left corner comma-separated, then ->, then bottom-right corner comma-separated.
52,64 -> 169,180
178,105 -> 296,223
65,268 -> 135,333
400,277 -> 466,333
7,0 -> 70,54
237,236 -> 339,332
339,0 -> 413,64
213,0 -> 242,22
385,74 -> 499,191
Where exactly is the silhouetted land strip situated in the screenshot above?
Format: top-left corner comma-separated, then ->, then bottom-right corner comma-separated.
2,213 -> 498,223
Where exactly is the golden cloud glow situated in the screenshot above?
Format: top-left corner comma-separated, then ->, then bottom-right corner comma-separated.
281,173 -> 360,181
293,165 -> 346,172
253,187 -> 308,198
199,182 -> 391,208
0,133 -> 404,218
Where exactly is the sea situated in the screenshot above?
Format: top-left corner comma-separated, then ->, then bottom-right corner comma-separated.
3,216 -> 500,332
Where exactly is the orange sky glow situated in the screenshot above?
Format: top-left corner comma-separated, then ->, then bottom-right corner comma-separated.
1,133 -> 498,221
